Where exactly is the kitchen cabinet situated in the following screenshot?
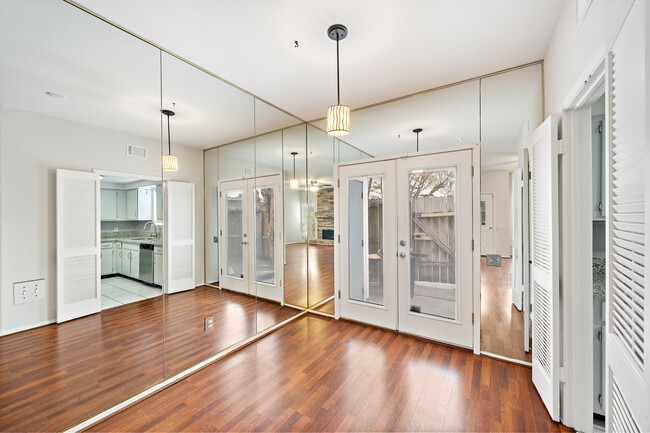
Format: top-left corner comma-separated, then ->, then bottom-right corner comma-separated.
156,184 -> 163,221
126,188 -> 154,221
101,242 -> 113,275
114,242 -> 122,274
116,190 -> 127,220
101,189 -> 118,220
153,246 -> 163,286
122,243 -> 140,278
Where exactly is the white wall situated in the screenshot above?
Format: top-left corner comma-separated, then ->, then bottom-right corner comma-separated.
0,106 -> 204,334
481,170 -> 513,257
544,0 -> 635,115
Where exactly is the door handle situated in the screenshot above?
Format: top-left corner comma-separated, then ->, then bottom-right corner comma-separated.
242,241 -> 248,245
399,252 -> 406,259
400,240 -> 406,247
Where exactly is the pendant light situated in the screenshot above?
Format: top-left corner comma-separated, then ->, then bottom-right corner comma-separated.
290,151 -> 299,189
309,181 -> 320,192
162,109 -> 178,172
326,24 -> 350,137
413,128 -> 423,152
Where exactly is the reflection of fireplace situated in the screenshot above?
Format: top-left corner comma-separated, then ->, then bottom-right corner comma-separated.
322,229 -> 334,240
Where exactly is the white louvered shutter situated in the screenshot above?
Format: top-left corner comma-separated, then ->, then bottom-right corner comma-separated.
165,181 -> 196,294
606,1 -> 649,431
56,169 -> 101,322
530,116 -> 560,421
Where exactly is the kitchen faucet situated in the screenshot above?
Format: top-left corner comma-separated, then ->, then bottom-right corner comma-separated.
143,221 -> 157,239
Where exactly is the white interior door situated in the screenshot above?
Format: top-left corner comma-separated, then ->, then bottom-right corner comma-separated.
606,2 -> 649,431
480,193 -> 494,255
522,147 -> 532,353
251,174 -> 284,303
397,150 -> 474,348
218,178 -> 249,294
530,116 -> 560,421
512,168 -> 524,310
338,160 -> 397,330
56,169 -> 101,323
165,181 -> 196,294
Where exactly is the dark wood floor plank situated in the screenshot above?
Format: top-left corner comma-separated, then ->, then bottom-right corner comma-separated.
90,315 -> 570,433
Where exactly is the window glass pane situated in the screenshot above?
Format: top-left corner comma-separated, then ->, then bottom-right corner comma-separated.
348,176 -> 384,306
254,186 -> 275,285
409,168 -> 457,320
225,189 -> 244,278
480,200 -> 486,225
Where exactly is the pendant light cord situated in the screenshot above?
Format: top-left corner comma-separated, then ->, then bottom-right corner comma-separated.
293,154 -> 296,178
166,114 -> 172,155
336,34 -> 340,105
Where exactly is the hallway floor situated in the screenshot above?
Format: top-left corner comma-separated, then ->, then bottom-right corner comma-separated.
90,315 -> 568,432
480,257 -> 532,362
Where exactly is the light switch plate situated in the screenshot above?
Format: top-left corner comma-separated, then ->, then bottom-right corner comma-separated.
13,279 -> 46,304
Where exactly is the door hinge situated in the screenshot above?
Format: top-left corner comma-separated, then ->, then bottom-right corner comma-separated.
219,190 -> 222,197
557,139 -> 566,155
338,291 -> 341,299
472,313 -> 474,324
338,234 -> 340,243
559,366 -> 567,383
220,268 -> 223,275
337,178 -> 340,187
220,229 -> 222,236
472,239 -> 474,250
361,239 -> 364,247
528,171 -> 532,180
598,122 -> 603,134
471,165 -> 475,177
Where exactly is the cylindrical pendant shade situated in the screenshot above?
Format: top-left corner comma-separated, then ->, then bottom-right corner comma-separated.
290,178 -> 299,189
327,104 -> 350,136
162,154 -> 179,172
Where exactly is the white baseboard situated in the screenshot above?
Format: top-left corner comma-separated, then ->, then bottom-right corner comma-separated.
1,319 -> 56,337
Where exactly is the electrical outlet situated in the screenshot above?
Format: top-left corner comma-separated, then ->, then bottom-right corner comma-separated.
13,279 -> 46,304
204,315 -> 214,332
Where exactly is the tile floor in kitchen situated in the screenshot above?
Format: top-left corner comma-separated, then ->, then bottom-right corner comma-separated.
101,276 -> 162,310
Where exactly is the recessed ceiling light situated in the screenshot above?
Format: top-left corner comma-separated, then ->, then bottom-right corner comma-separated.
45,91 -> 65,99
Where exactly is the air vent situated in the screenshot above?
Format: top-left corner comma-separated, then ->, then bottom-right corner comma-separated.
126,144 -> 148,159
244,167 -> 254,176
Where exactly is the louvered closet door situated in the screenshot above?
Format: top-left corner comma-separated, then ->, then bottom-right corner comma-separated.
56,169 -> 101,323
530,116 -> 560,421
522,148 -> 532,353
606,1 -> 649,431
165,181 -> 196,294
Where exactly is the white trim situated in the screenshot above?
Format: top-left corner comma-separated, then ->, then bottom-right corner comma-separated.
63,309 -> 309,432
0,319 -> 56,337
92,169 -> 160,182
481,351 -> 533,367
472,144 -> 481,355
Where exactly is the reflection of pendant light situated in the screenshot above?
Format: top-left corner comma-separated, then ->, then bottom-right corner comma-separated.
309,181 -> 319,192
290,152 -> 299,189
162,109 -> 178,172
326,24 -> 350,137
413,128 -> 423,152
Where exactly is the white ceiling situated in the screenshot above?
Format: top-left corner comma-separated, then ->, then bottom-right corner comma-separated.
73,0 -> 562,122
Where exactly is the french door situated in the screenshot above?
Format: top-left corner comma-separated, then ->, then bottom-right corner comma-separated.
338,149 -> 476,349
218,174 -> 283,303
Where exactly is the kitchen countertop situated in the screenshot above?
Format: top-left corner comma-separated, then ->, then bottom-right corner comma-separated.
101,236 -> 162,247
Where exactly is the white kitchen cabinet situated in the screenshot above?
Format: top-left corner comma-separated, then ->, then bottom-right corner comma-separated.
122,243 -> 140,278
116,190 -> 127,220
153,249 -> 163,286
126,189 -> 138,220
101,189 -> 118,220
114,242 -> 122,274
101,243 -> 113,276
155,184 -> 163,221
130,250 -> 140,279
137,188 -> 154,221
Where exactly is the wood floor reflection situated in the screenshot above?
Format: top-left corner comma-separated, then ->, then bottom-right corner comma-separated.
283,243 -> 334,308
0,286 -> 297,432
90,315 -> 569,432
480,257 -> 532,362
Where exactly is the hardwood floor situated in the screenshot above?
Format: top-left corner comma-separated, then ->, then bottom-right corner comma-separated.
283,243 -> 334,309
315,299 -> 334,315
480,257 -> 532,362
90,315 -> 569,432
0,286 -> 298,432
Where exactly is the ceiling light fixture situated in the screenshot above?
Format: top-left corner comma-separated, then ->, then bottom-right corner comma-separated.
162,109 -> 178,172
413,128 -> 423,152
326,24 -> 350,137
290,152 -> 299,189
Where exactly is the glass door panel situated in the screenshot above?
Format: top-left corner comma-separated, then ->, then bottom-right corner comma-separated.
408,168 -> 457,320
254,186 -> 275,285
339,161 -> 397,329
218,179 -> 249,294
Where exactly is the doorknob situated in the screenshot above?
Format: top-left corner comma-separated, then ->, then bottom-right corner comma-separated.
399,252 -> 406,258
243,233 -> 248,238
242,241 -> 248,245
400,240 -> 406,246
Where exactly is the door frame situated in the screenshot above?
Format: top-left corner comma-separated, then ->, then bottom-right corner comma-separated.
480,192 -> 495,255
559,56 -> 607,431
334,144 -> 481,354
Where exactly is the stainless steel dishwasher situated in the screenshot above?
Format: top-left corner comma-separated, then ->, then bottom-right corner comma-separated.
139,243 -> 155,284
